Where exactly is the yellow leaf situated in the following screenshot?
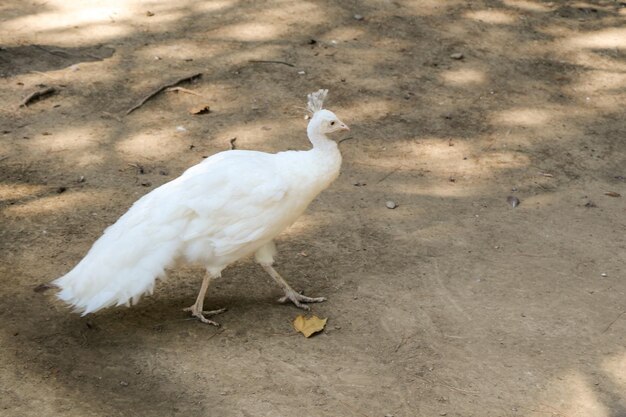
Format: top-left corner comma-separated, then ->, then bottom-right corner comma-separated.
293,315 -> 327,338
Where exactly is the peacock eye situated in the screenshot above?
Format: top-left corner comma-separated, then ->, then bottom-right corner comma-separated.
330,121 -> 335,126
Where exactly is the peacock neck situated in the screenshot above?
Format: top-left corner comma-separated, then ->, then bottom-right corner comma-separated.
306,123 -> 339,149
305,130 -> 343,189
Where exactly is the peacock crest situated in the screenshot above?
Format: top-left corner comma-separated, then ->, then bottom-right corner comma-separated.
307,89 -> 328,114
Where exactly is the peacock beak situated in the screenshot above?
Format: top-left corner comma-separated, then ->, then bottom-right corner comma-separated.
340,122 -> 350,131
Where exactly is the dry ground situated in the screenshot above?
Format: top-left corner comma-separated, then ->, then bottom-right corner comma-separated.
1,0 -> 625,416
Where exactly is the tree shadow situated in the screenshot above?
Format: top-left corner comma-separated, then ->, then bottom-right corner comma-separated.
1,0 -> 625,415
0,45 -> 115,78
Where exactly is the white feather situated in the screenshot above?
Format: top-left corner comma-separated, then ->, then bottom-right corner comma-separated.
54,91 -> 347,315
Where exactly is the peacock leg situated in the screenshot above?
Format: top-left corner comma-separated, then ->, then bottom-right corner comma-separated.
260,263 -> 326,310
183,271 -> 226,325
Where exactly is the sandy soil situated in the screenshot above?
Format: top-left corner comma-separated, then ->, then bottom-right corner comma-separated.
1,1 -> 625,416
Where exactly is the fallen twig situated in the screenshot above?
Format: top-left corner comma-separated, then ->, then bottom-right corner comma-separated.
19,86 -> 57,108
30,70 -> 57,80
0,155 -> 9,163
165,86 -> 203,97
248,59 -> 295,67
416,375 -> 479,395
126,72 -> 202,115
602,310 -> 625,334
33,45 -> 70,57
378,167 -> 400,184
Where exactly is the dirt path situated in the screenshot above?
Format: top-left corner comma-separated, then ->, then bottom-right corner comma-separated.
1,1 -> 625,416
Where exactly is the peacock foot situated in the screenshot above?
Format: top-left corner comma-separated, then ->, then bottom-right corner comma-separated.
278,290 -> 326,311
183,306 -> 227,326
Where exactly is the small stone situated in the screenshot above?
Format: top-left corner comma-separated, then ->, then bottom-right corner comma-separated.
385,200 -> 398,209
120,381 -> 129,386
176,126 -> 187,132
450,52 -> 464,60
141,181 -> 151,187
146,11 -> 154,16
56,186 -> 67,194
353,14 -> 364,20
297,70 -> 306,75
78,175 -> 85,183
601,273 -> 607,277
440,413 -> 447,416
507,196 -> 520,207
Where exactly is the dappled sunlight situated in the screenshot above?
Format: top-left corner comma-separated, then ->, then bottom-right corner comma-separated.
3,189 -> 113,217
215,119 -> 304,149
394,181 -> 484,198
567,28 -> 626,50
573,70 -> 626,94
1,1 -> 626,416
519,192 -> 569,208
0,183 -> 46,201
601,351 -> 626,391
323,27 -> 367,43
193,0 -> 236,13
440,68 -> 487,86
417,138 -> 531,174
348,137 -> 530,187
116,130 -> 191,160
25,126 -> 103,152
527,371 -> 611,417
263,0 -> 324,23
340,99 -> 393,124
39,23 -> 130,44
207,22 -> 287,42
401,0 -> 464,16
139,41 -> 221,61
464,9 -> 517,25
492,107 -> 552,127
502,0 -> 553,12
2,6 -> 129,32
475,151 -> 530,169
1,0 -> 136,44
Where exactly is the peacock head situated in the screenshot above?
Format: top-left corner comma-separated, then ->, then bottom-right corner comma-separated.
307,89 -> 349,135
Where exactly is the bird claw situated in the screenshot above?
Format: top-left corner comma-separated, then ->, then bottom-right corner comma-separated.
278,292 -> 326,310
183,306 -> 226,326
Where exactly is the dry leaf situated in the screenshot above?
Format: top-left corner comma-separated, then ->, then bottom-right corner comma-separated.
293,315 -> 327,338
189,105 -> 210,115
604,191 -> 621,198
